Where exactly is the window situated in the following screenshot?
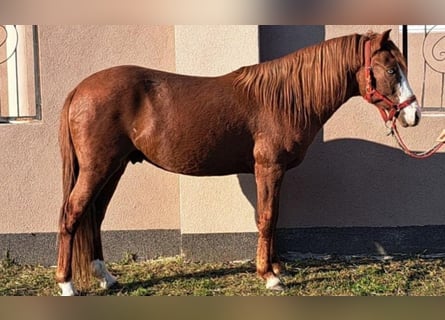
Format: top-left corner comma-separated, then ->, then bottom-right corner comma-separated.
401,25 -> 445,113
0,25 -> 41,123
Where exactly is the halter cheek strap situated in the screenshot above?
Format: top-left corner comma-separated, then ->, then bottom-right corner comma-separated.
364,40 -> 417,123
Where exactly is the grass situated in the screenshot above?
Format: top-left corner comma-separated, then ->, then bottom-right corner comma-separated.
2,254 -> 445,296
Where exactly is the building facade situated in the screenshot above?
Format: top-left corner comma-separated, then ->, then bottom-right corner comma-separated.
1,25 -> 444,265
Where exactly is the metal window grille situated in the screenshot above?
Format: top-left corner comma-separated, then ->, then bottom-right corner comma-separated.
402,25 -> 445,113
0,25 -> 41,123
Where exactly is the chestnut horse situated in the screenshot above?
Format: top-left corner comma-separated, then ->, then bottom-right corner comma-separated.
56,30 -> 421,295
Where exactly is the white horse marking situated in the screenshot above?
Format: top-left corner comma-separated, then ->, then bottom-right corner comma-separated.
92,259 -> 117,289
58,281 -> 77,296
266,275 -> 284,291
398,66 -> 421,126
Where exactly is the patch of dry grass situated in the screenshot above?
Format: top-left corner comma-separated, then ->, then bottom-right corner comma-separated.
2,254 -> 445,296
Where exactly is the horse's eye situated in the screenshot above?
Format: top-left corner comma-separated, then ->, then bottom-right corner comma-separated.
387,68 -> 396,75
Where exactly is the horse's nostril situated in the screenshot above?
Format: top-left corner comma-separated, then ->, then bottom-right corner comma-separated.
414,112 -> 420,126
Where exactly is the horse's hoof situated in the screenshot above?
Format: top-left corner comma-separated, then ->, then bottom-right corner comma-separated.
58,281 -> 77,296
266,276 -> 285,291
99,277 -> 117,290
268,283 -> 285,291
92,259 -> 117,289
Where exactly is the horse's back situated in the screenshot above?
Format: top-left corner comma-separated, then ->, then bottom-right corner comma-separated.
67,65 -> 255,175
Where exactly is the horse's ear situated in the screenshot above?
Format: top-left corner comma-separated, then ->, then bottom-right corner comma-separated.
371,29 -> 392,52
380,29 -> 392,45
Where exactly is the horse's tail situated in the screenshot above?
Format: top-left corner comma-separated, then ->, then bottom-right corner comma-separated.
58,89 -> 96,287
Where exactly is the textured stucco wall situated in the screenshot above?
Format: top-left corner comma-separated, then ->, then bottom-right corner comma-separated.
0,25 -> 179,234
2,25 -> 445,263
175,25 -> 259,234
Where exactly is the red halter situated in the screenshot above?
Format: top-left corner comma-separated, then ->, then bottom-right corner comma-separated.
364,39 -> 417,123
364,40 -> 445,159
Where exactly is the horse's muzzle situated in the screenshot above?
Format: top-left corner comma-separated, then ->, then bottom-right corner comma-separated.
398,104 -> 421,127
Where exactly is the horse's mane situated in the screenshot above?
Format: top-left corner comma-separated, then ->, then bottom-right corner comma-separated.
234,33 -> 373,127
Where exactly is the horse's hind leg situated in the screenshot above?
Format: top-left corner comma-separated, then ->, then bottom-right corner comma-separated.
56,163 -> 123,296
91,163 -> 128,290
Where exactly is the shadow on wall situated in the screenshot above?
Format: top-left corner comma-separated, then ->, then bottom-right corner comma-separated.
259,25 -> 326,61
238,133 -> 445,228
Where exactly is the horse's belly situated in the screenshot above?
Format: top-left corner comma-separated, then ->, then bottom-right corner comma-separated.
159,147 -> 254,176
135,133 -> 254,176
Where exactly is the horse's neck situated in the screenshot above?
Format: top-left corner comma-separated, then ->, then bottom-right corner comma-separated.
283,43 -> 361,127
234,34 -> 363,130
315,82 -> 358,126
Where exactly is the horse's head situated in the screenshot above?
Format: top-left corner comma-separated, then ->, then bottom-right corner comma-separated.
358,29 -> 421,128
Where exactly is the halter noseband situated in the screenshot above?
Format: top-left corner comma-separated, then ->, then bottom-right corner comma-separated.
364,40 -> 417,123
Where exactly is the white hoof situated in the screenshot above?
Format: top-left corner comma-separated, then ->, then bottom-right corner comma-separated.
99,272 -> 117,289
92,259 -> 117,289
58,281 -> 77,296
266,276 -> 285,291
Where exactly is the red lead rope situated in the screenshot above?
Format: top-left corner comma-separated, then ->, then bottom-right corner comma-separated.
364,40 -> 445,159
390,120 -> 445,159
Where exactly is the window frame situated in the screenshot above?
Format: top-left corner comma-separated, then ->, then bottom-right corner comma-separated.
0,25 -> 41,124
401,25 -> 445,114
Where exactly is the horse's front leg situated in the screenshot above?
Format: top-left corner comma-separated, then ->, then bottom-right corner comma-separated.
254,161 -> 285,290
